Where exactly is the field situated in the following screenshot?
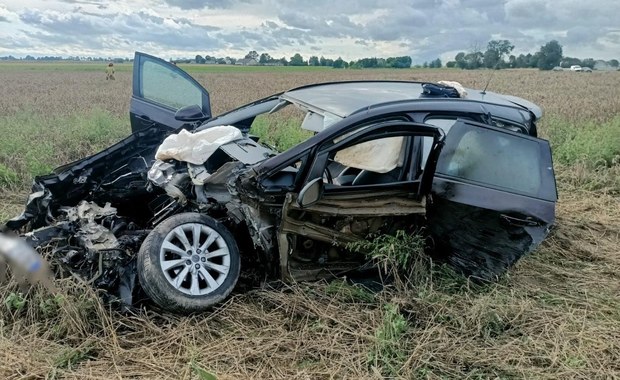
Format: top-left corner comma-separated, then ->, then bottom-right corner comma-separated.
0,62 -> 619,379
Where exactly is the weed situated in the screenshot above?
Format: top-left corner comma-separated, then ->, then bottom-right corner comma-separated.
53,345 -> 94,370
0,163 -> 19,187
324,279 -> 375,303
369,303 -> 409,377
4,292 -> 26,311
190,360 -> 218,380
348,230 -> 428,288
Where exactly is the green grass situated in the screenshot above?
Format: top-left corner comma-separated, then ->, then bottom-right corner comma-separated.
0,109 -> 129,191
249,113 -> 312,151
545,116 -> 620,166
369,303 -> 409,377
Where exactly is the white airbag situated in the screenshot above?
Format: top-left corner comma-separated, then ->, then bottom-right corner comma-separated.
155,126 -> 243,165
334,137 -> 405,173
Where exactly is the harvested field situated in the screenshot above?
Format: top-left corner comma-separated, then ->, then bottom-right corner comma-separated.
1,63 -> 619,379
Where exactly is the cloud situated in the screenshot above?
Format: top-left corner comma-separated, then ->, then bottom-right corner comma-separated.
163,0 -> 253,10
17,8 -> 223,51
0,0 -> 619,60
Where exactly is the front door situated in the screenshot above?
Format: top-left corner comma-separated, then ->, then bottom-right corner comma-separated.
277,121 -> 444,281
130,52 -> 212,133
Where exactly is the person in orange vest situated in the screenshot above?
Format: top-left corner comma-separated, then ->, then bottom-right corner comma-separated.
105,62 -> 115,80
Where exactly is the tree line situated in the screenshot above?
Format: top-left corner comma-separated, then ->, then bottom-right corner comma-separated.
446,40 -> 619,70
3,41 -> 618,71
193,50 -> 413,69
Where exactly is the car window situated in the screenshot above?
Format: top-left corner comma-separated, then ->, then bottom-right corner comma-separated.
141,60 -> 203,110
327,136 -> 408,187
436,124 -> 543,197
421,118 -> 459,167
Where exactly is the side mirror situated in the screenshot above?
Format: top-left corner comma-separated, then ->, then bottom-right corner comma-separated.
174,104 -> 206,122
297,178 -> 323,208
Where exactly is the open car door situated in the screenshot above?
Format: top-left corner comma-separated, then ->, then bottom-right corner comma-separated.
426,120 -> 557,280
130,52 -> 211,133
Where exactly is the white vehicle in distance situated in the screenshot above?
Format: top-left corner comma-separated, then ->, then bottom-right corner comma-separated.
570,65 -> 583,72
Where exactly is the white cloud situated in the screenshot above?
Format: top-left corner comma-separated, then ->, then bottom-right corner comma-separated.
0,0 -> 618,61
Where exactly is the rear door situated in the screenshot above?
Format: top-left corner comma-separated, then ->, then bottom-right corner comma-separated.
130,52 -> 211,133
426,120 -> 557,280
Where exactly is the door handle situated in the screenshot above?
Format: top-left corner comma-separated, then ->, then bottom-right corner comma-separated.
500,214 -> 542,227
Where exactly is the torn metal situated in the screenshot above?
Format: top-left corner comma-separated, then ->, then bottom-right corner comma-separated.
1,64 -> 556,313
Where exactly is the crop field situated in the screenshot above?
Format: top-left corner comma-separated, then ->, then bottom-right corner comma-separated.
0,63 -> 619,379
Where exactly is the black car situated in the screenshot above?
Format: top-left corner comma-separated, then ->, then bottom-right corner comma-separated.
5,52 -> 557,313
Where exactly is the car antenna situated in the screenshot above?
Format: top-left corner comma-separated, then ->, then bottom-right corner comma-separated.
481,61 -> 500,95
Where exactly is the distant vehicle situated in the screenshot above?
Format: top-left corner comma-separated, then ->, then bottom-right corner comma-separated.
552,66 -> 563,71
570,65 -> 583,72
582,67 -> 592,72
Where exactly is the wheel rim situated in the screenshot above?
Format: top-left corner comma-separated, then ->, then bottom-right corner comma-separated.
159,222 -> 231,296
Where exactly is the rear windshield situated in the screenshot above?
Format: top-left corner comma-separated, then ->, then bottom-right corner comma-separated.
435,122 -> 556,201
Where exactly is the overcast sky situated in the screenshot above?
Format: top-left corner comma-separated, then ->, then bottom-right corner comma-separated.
1,0 -> 619,62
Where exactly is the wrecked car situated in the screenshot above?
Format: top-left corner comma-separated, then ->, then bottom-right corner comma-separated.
2,52 -> 557,313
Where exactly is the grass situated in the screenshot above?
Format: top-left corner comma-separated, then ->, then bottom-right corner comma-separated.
0,61 -> 338,74
0,109 -> 128,192
0,66 -> 619,378
546,116 -> 620,167
249,113 -> 312,152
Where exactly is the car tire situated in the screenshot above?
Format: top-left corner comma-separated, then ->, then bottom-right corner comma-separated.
137,212 -> 240,313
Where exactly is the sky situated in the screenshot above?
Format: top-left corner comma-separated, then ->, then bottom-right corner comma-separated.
1,0 -> 619,63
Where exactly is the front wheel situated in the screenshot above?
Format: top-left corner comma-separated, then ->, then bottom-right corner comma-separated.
137,213 -> 240,313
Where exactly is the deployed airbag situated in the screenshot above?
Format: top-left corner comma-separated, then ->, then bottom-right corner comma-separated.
155,125 -> 243,165
334,137 -> 405,173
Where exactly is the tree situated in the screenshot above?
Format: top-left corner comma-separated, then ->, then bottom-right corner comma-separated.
429,58 -> 442,68
289,53 -> 306,66
464,51 -> 483,69
446,61 -> 456,68
581,58 -> 595,69
609,59 -> 619,68
484,40 -> 514,68
195,54 -> 205,64
259,53 -> 272,64
385,56 -> 412,68
508,55 -> 516,68
308,56 -> 320,66
319,56 -> 334,67
333,57 -> 345,68
244,50 -> 259,61
455,52 -> 467,69
454,49 -> 483,70
483,49 -> 500,69
537,40 -> 563,70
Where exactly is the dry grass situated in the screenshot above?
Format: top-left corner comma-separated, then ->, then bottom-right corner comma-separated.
0,64 -> 619,379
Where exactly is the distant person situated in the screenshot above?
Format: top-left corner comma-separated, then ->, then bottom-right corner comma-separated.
106,62 -> 115,80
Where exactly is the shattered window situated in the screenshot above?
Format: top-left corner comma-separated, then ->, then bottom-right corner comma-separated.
436,125 -> 543,196
141,60 -> 203,110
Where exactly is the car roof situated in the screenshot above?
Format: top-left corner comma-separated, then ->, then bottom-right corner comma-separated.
280,81 -> 542,120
